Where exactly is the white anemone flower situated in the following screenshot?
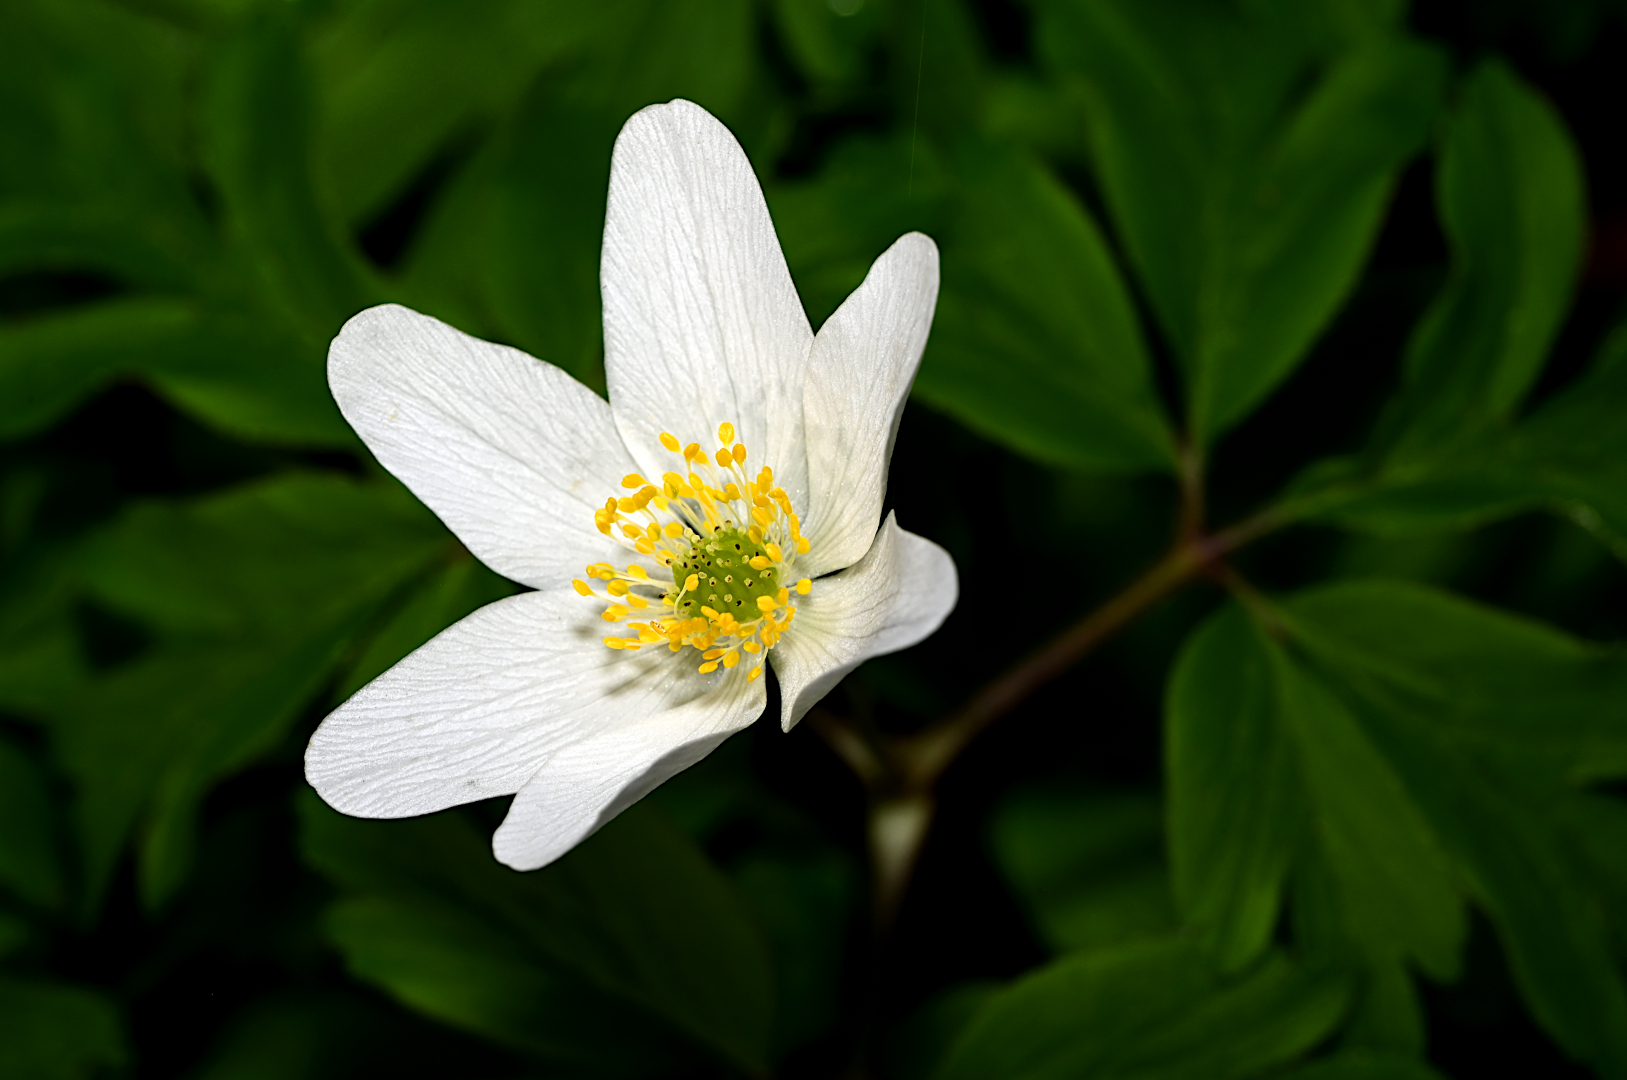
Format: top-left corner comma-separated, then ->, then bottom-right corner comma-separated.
304,100 -> 958,871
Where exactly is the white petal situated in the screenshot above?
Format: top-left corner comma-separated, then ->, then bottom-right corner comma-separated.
305,588 -> 745,818
771,513 -> 958,731
492,664 -> 765,870
329,304 -> 631,590
601,100 -> 813,512
800,233 -> 940,579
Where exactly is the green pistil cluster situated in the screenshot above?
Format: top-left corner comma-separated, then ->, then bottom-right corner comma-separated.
669,527 -> 779,621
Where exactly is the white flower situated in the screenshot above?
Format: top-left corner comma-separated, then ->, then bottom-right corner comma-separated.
304,101 -> 957,871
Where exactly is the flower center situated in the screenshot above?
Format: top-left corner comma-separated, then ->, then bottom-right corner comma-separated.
572,422 -> 812,682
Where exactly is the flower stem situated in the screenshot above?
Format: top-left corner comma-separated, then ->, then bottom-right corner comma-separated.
808,496 -> 1291,928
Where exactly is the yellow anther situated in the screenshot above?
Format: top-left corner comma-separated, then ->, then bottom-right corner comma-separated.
724,483 -> 741,501
757,595 -> 777,612
796,537 -> 811,554
646,523 -> 661,541
665,521 -> 685,539
702,648 -> 725,660
701,606 -> 720,620
764,542 -> 783,562
638,629 -> 663,643
699,661 -> 719,674
572,579 -> 593,596
660,432 -> 681,452
596,519 -> 612,535
634,539 -> 656,554
627,595 -> 649,609
777,587 -> 790,605
607,580 -> 629,596
796,578 -> 812,595
622,474 -> 646,489
684,442 -> 702,461
715,448 -> 732,468
752,507 -> 772,526
684,574 -> 699,591
718,422 -> 735,443
605,497 -> 619,512
620,524 -> 642,539
748,555 -> 771,571
743,641 -> 761,653
732,443 -> 746,463
618,497 -> 637,513
748,526 -> 764,543
722,650 -> 740,669
604,637 -> 627,650
626,564 -> 647,579
748,665 -> 763,682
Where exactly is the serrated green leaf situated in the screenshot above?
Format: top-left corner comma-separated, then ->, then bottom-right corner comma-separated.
988,782 -> 1174,953
934,938 -> 1349,1080
1035,0 -> 1445,443
0,976 -> 127,1080
918,144 -> 1175,473
301,795 -> 775,1076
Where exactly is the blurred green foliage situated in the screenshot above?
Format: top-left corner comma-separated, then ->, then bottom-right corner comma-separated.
3,0 -> 1627,1077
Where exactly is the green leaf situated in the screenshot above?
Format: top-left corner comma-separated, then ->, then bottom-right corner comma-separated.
480,87 -> 621,391
76,474 -> 446,637
49,474 -> 451,909
0,734 -> 67,912
200,12 -> 379,337
1276,1050 -> 1448,1080
1167,600 -> 1466,1052
769,135 -> 951,330
0,549 -> 85,719
1165,607 -> 1299,970
309,0 -> 592,224
1245,579 -> 1627,1076
1035,0 -> 1445,442
934,938 -> 1348,1080
1304,318 -> 1627,562
0,976 -> 126,1080
988,781 -> 1175,953
0,297 -> 352,446
918,144 -> 1175,473
334,555 -> 515,702
1382,60 -> 1585,459
300,796 -> 775,1077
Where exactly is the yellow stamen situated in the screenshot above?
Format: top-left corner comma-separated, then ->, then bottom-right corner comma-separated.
718,422 -> 735,443
796,578 -> 812,594
660,432 -> 680,452
572,579 -> 593,596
